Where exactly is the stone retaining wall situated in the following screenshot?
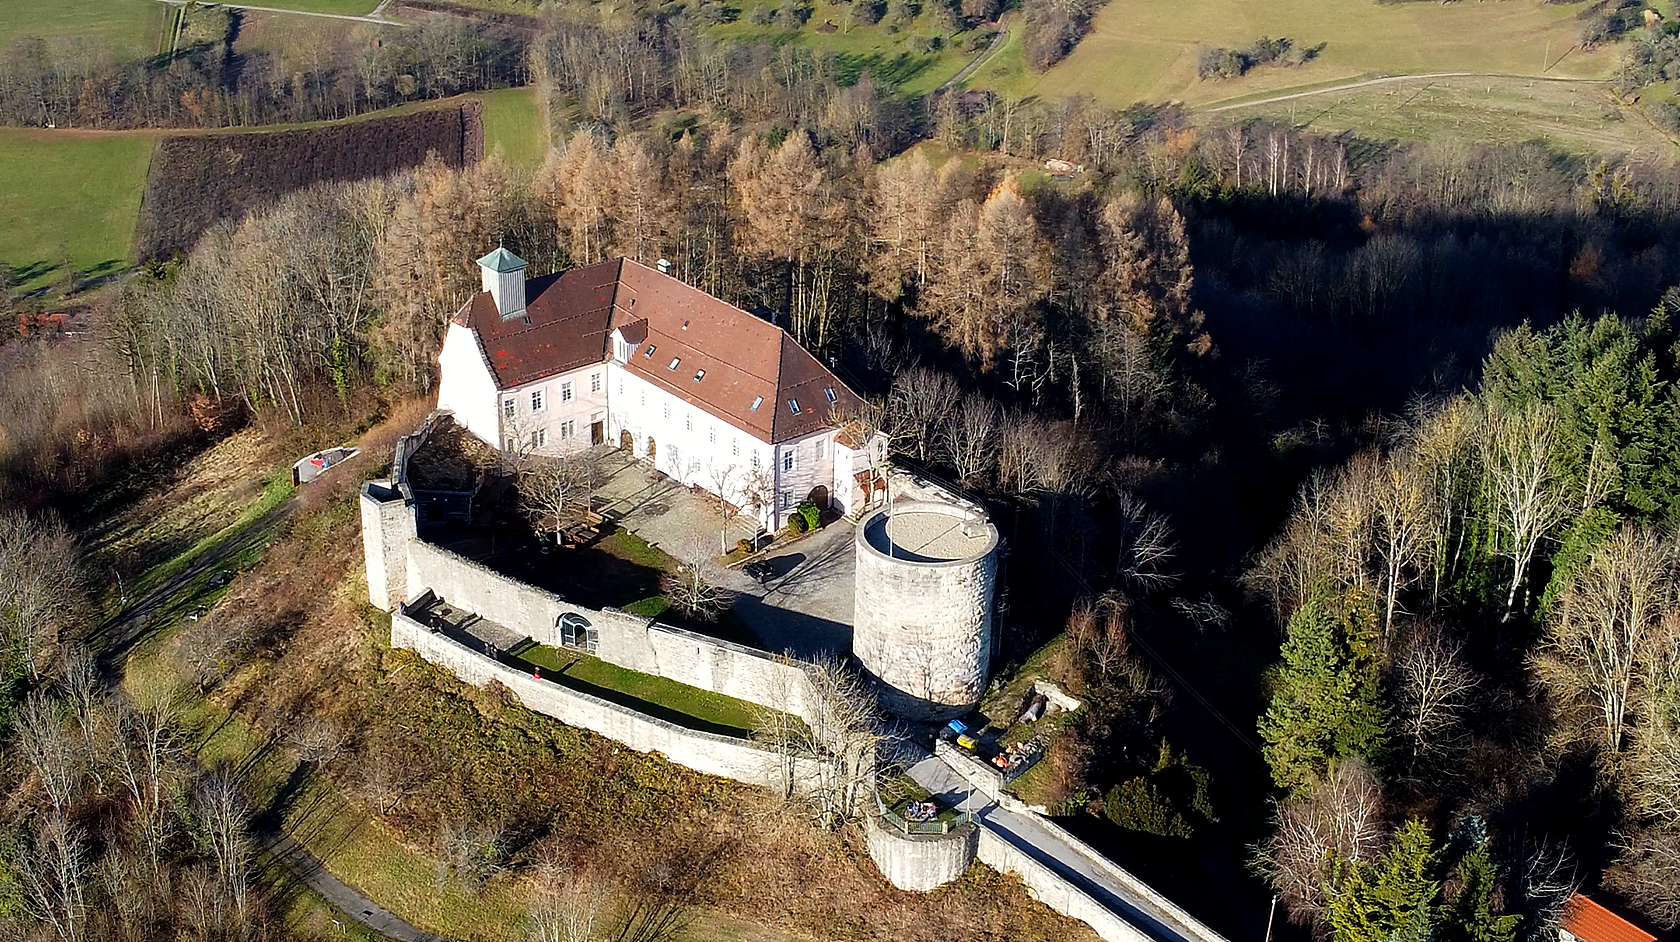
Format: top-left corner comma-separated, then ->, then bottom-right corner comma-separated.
403,539 -> 816,723
391,611 -> 823,793
976,826 -> 1153,942
866,816 -> 978,891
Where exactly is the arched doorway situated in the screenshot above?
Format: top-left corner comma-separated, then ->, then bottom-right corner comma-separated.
646,437 -> 657,464
619,429 -> 633,453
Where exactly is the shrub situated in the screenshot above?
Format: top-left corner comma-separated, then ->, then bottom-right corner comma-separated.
1650,99 -> 1680,134
1104,778 -> 1191,838
749,5 -> 776,25
736,537 -> 755,554
789,513 -> 809,534
796,499 -> 821,531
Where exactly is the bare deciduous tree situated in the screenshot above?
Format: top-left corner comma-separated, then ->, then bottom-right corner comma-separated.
1532,525 -> 1679,757
1485,404 -> 1575,622
527,849 -> 609,942
1607,830 -> 1680,930
437,819 -> 506,895
1112,492 -> 1179,594
757,657 -> 878,830
940,392 -> 1000,486
194,770 -> 251,925
1255,759 -> 1385,923
661,533 -> 738,623
1392,628 -> 1480,766
518,451 -> 597,543
886,366 -> 959,464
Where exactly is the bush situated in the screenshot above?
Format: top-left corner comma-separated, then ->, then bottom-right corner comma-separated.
789,513 -> 809,534
1650,99 -> 1680,134
1195,37 -> 1318,80
749,5 -> 776,25
1104,778 -> 1191,838
736,537 -> 755,554
796,499 -> 821,531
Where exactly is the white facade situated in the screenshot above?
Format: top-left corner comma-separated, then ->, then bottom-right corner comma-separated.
606,363 -> 792,528
436,322 -> 501,448
499,365 -> 609,454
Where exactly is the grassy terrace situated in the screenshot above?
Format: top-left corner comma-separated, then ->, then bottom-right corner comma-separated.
505,641 -> 767,738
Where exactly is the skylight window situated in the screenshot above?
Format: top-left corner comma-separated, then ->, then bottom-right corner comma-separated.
750,396 -> 763,412
644,344 -> 656,358
668,357 -> 681,371
788,399 -> 801,415
824,387 -> 837,403
693,370 -> 705,382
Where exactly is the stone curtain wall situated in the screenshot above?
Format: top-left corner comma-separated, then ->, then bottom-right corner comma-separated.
391,611 -> 823,793
361,482 -> 417,611
976,825 -> 1155,942
404,538 -> 817,724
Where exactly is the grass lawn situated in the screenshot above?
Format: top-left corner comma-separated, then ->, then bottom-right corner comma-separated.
971,0 -> 1622,113
507,642 -> 769,737
710,0 -> 982,95
481,87 -> 548,169
1221,74 -> 1677,158
247,0 -> 381,15
0,0 -> 167,57
0,128 -> 157,288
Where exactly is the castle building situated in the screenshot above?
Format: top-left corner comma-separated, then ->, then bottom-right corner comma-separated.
436,250 -> 881,530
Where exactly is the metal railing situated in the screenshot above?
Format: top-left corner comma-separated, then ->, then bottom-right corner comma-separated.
876,792 -> 971,836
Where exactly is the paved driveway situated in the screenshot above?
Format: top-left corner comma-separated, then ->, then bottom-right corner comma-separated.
589,449 -> 856,659
732,520 -> 856,659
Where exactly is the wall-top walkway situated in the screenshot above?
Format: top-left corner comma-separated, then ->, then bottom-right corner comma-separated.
905,754 -> 1228,942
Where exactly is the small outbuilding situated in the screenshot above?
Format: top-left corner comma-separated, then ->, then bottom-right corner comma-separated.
292,447 -> 358,486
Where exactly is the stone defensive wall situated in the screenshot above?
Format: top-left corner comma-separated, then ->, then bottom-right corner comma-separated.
391,610 -> 824,793
975,825 -> 1154,942
402,538 -> 816,724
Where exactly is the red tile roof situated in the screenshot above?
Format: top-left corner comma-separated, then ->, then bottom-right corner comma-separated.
1563,895 -> 1657,942
450,258 -> 860,444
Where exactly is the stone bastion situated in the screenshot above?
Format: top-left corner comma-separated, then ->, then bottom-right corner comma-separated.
853,501 -> 1000,722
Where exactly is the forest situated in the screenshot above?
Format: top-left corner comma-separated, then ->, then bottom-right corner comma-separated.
5,0 -> 1680,940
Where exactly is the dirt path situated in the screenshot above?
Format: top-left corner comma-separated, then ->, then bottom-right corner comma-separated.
938,14 -> 1012,93
97,499 -> 444,942
1200,70 -> 1612,113
153,0 -> 407,26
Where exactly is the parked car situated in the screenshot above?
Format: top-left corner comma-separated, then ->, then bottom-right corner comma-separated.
744,560 -> 774,584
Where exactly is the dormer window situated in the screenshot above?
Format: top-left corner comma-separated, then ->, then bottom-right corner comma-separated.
693,370 -> 705,382
824,387 -> 837,403
668,357 -> 681,371
750,396 -> 763,412
788,399 -> 801,415
613,336 -> 630,362
644,344 -> 656,358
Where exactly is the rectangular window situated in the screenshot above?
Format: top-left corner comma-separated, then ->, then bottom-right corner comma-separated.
708,428 -> 716,445
664,404 -> 670,420
644,344 -> 656,358
751,453 -> 760,469
732,439 -> 740,457
816,439 -> 825,459
750,396 -> 763,412
561,381 -> 573,402
531,429 -> 546,448
825,387 -> 837,403
591,372 -> 602,393
788,399 -> 801,415
505,437 -> 516,451
685,415 -> 693,431
668,357 -> 681,371
503,399 -> 515,419
561,420 -> 575,439
531,389 -> 544,412
783,451 -> 795,473
779,489 -> 793,511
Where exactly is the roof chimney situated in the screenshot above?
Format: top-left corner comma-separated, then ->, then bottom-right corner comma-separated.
656,258 -> 673,276
476,246 -> 527,319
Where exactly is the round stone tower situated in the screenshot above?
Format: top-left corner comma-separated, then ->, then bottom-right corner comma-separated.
853,501 -> 1000,721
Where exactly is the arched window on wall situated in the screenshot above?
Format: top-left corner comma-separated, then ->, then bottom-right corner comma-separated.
557,612 -> 597,654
